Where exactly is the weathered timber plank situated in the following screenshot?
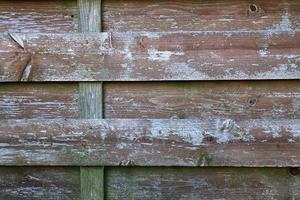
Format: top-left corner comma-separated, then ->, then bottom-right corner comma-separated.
80,167 -> 104,200
103,0 -> 300,32
104,81 -> 300,119
0,0 -> 78,33
79,83 -> 104,200
0,167 -> 79,199
79,83 -> 102,119
78,0 -> 102,32
0,83 -> 79,120
0,118 -> 300,166
78,0 -> 104,199
106,167 -> 300,200
0,31 -> 299,81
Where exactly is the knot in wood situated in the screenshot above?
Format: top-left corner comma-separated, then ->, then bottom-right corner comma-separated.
248,97 -> 257,107
247,4 -> 264,16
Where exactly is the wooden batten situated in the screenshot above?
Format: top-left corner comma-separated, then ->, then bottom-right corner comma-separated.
103,0 -> 300,32
106,167 -> 300,199
0,0 -> 78,33
0,167 -> 80,199
104,81 -> 300,119
0,118 -> 300,167
0,31 -> 299,81
78,0 -> 104,200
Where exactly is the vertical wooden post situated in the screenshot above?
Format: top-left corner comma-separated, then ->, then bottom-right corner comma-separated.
78,0 -> 104,199
80,166 -> 104,200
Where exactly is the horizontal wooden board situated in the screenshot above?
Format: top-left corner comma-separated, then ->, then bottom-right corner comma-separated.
0,83 -> 79,119
103,0 -> 300,32
1,31 -> 300,81
0,0 -> 78,33
0,167 -> 79,199
0,118 -> 300,167
106,167 -> 300,200
104,81 -> 300,119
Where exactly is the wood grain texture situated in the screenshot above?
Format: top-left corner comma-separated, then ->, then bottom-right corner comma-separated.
104,81 -> 300,119
80,167 -> 104,200
0,31 -> 299,81
103,0 -> 300,32
106,167 -> 300,200
79,83 -> 102,119
78,0 -> 104,199
0,0 -> 78,33
78,0 -> 102,32
0,83 -> 79,120
0,167 -> 79,199
0,118 -> 300,167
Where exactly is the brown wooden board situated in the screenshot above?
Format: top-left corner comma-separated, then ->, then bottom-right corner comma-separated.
0,83 -> 79,120
105,167 -> 300,200
0,0 -> 78,33
104,81 -> 300,119
0,118 -> 300,167
0,167 -> 79,199
103,0 -> 300,32
0,31 -> 299,81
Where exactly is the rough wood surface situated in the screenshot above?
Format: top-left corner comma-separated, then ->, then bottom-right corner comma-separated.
79,83 -> 102,119
0,31 -> 299,81
104,81 -> 300,119
0,167 -> 79,199
78,0 -> 102,32
103,0 -> 300,32
0,83 -> 79,120
106,167 -> 300,200
80,167 -> 104,200
78,0 -> 104,199
0,118 -> 300,167
0,0 -> 78,33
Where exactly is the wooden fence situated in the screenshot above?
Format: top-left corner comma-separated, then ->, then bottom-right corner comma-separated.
0,0 -> 300,199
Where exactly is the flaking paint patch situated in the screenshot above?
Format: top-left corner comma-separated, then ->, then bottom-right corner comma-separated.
273,10 -> 292,31
164,62 -> 209,80
258,49 -> 270,57
147,48 -> 184,61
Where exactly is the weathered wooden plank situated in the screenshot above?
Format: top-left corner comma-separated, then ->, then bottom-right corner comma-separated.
79,83 -> 102,119
0,83 -> 79,120
0,167 -> 79,199
78,0 -> 104,199
0,118 -> 300,167
104,81 -> 300,119
0,0 -> 78,33
80,167 -> 104,200
0,31 -> 299,81
78,0 -> 102,32
106,167 -> 300,200
103,0 -> 300,32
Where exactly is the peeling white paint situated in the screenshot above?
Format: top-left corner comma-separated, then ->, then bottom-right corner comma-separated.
273,10 -> 292,31
148,48 -> 184,61
258,49 -> 270,57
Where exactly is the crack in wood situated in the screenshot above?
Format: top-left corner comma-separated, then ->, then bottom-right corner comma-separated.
19,56 -> 32,82
7,32 -> 33,82
8,32 -> 25,49
109,32 -> 113,48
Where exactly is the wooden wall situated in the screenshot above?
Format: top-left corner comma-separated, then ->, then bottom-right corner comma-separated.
0,0 -> 299,199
